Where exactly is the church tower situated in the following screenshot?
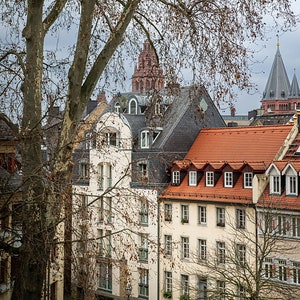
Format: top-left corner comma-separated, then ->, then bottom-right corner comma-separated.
132,40 -> 165,93
261,42 -> 300,114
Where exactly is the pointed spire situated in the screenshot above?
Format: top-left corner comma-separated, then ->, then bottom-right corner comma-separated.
262,41 -> 290,101
290,69 -> 300,98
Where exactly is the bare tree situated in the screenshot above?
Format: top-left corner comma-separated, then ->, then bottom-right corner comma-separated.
0,1 -> 297,299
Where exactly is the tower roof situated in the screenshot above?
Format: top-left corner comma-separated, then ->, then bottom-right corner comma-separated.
262,45 -> 290,101
289,72 -> 300,98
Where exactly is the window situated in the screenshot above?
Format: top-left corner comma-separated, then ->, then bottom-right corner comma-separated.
138,162 -> 148,182
292,217 -> 300,237
224,172 -> 233,187
114,102 -> 121,113
107,197 -> 113,224
263,213 -> 274,234
164,235 -> 172,256
181,274 -> 189,296
181,237 -> 189,259
237,285 -> 246,300
165,271 -> 172,293
270,175 -> 280,194
172,171 -> 180,185
99,197 -> 104,222
198,239 -> 207,261
287,175 -> 297,195
181,205 -> 189,223
264,258 -> 275,278
236,244 -> 246,268
141,130 -> 150,148
206,171 -> 214,187
198,206 -> 207,224
236,209 -> 246,229
189,171 -> 197,186
277,215 -> 288,236
129,98 -> 137,114
98,164 -> 104,190
98,229 -> 104,257
198,278 -> 208,300
244,172 -> 253,188
81,195 -> 88,219
99,262 -> 112,291
292,262 -> 300,284
139,269 -> 149,297
164,204 -> 172,221
216,242 -> 225,264
140,200 -> 148,225
106,230 -> 112,257
216,280 -> 225,300
278,259 -> 287,282
99,230 -> 112,257
79,162 -> 89,179
139,234 -> 148,262
83,131 -> 89,150
216,207 -> 225,227
108,164 -> 112,188
105,132 -> 118,146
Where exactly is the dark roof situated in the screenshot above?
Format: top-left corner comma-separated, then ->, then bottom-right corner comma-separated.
290,73 -> 300,98
262,45 -> 290,101
250,113 -> 294,126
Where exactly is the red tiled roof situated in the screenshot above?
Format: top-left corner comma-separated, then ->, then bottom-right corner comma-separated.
162,125 -> 294,205
186,125 -> 293,162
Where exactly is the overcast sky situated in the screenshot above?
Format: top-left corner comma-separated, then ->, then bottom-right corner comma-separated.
222,1 -> 300,115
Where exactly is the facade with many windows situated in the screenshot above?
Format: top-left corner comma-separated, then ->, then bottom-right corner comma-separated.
159,124 -> 300,299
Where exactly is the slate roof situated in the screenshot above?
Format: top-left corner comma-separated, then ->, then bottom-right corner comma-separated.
249,113 -> 294,126
262,45 -> 290,101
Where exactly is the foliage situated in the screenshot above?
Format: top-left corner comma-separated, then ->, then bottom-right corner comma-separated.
163,290 -> 172,298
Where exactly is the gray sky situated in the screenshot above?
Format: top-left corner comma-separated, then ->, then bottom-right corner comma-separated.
224,1 -> 300,115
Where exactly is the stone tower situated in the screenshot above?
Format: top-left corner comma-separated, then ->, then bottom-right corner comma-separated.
132,40 -> 165,92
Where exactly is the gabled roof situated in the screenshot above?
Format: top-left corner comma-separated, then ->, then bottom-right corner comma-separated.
185,125 -> 293,163
262,45 -> 290,101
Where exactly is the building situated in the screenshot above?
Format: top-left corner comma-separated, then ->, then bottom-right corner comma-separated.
159,124 -> 300,299
71,40 -> 225,299
260,43 -> 300,116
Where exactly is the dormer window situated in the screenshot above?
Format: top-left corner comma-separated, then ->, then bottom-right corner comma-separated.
141,130 -> 150,148
270,175 -> 280,194
189,171 -> 197,186
206,171 -> 214,187
286,175 -> 297,196
244,172 -> 253,188
224,172 -> 233,187
129,98 -> 137,114
100,128 -> 119,147
114,102 -> 121,113
172,171 -> 180,185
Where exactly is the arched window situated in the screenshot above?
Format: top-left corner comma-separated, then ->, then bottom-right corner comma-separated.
129,98 -> 137,114
114,102 -> 121,113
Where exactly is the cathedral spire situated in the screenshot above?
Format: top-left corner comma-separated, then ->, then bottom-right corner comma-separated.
262,42 -> 290,101
290,69 -> 300,98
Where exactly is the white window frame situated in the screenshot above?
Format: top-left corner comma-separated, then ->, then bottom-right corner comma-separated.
164,235 -> 172,256
141,130 -> 150,148
292,262 -> 300,284
236,244 -> 246,268
198,239 -> 207,261
129,98 -> 137,114
206,171 -> 214,187
181,274 -> 189,296
292,217 -> 300,237
139,234 -> 148,262
270,175 -> 281,194
114,102 -> 120,113
172,171 -> 180,185
181,237 -> 189,259
138,162 -> 148,182
216,280 -> 225,300
224,172 -> 233,187
165,271 -> 172,292
244,172 -> 253,188
139,269 -> 149,297
236,209 -> 246,229
198,206 -> 207,225
189,171 -> 197,186
287,175 -> 297,195
216,241 -> 225,264
140,200 -> 148,225
181,205 -> 189,223
216,207 -> 225,227
164,204 -> 172,221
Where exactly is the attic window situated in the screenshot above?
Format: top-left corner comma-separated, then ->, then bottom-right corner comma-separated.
129,98 -> 137,114
189,171 -> 197,186
114,102 -> 121,113
224,172 -> 233,187
172,171 -> 180,185
206,172 -> 214,187
270,175 -> 280,195
141,130 -> 150,148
